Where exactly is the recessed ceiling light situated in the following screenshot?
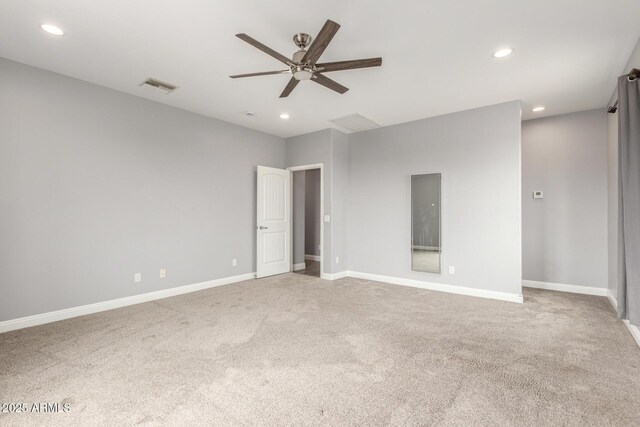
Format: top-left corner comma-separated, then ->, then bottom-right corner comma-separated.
280,113 -> 290,120
493,48 -> 513,58
40,23 -> 65,36
532,106 -> 545,112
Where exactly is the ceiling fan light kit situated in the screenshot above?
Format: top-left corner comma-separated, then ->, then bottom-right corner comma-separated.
293,66 -> 313,81
230,19 -> 382,98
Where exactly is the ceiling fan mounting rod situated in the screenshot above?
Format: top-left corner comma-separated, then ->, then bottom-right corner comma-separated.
293,33 -> 312,49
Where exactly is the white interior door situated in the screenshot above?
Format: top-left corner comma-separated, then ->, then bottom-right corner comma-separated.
256,165 -> 291,278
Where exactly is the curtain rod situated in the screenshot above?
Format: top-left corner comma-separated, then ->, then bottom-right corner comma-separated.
608,68 -> 640,113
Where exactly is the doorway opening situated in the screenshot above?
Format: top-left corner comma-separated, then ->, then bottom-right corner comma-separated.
289,164 -> 323,278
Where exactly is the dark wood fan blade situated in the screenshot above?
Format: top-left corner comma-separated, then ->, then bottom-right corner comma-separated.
236,34 -> 292,65
316,57 -> 382,72
311,73 -> 349,94
229,70 -> 290,79
279,77 -> 300,98
301,20 -> 340,65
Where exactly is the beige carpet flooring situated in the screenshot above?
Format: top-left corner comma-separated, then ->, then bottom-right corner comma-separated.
1,273 -> 640,426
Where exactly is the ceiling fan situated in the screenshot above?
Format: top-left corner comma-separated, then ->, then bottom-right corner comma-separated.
230,19 -> 382,98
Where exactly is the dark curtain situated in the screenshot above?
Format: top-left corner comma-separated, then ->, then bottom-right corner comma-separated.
617,73 -> 640,325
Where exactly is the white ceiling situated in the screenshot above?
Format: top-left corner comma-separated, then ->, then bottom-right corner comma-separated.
1,0 -> 639,138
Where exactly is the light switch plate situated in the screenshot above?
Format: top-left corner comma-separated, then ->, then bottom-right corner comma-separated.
533,191 -> 544,199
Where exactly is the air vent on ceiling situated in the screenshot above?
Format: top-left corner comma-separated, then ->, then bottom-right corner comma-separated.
140,78 -> 177,94
330,113 -> 380,133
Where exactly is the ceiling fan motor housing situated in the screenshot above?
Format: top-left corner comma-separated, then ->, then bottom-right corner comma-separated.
292,49 -> 306,64
292,48 -> 313,80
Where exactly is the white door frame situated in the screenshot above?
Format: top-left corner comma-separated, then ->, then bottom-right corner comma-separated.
287,163 -> 323,278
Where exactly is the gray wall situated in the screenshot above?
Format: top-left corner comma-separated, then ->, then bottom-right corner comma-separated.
348,101 -> 522,295
0,58 -> 285,321
521,109 -> 608,289
304,169 -> 321,256
331,130 -> 349,272
292,171 -> 305,265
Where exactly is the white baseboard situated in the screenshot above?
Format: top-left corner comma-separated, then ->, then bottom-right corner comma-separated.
522,280 -> 607,296
607,290 -> 618,311
293,263 -> 306,271
304,254 -> 321,262
321,271 -> 349,281
606,290 -> 640,349
624,320 -> 640,348
347,271 -> 523,303
0,272 -> 256,334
